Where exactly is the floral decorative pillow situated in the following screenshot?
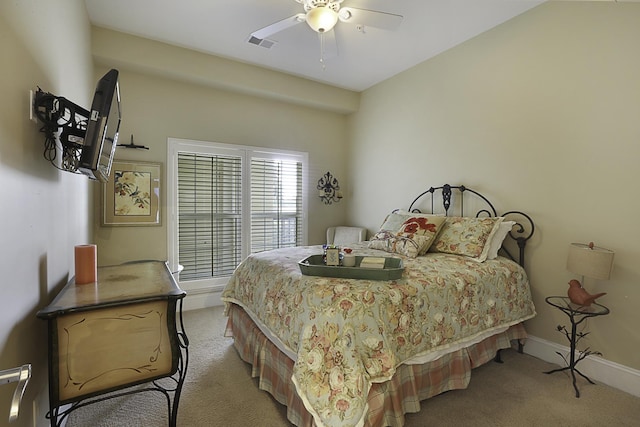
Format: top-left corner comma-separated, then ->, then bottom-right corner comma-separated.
430,216 -> 504,262
369,215 -> 445,258
368,230 -> 424,258
400,215 -> 447,255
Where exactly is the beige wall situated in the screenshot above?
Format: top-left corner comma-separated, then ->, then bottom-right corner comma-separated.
0,1 -> 93,426
90,31 -> 353,267
3,2 -> 639,424
348,2 -> 640,370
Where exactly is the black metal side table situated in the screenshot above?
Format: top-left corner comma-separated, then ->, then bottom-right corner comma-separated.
544,296 -> 609,398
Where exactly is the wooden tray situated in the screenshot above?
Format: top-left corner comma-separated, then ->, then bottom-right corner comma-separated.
298,255 -> 404,280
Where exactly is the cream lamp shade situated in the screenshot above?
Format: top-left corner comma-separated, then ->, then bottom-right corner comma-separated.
567,242 -> 614,280
306,6 -> 339,33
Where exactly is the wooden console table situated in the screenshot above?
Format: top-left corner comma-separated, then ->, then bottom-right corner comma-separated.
37,260 -> 188,427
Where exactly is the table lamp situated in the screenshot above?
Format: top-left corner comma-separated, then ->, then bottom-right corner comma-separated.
566,242 -> 614,306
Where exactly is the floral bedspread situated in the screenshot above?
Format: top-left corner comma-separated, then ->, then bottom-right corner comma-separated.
221,244 -> 536,427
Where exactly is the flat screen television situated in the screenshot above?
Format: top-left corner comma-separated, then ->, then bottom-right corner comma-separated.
78,69 -> 121,182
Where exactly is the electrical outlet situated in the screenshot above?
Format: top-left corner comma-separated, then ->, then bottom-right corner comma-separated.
29,89 -> 38,123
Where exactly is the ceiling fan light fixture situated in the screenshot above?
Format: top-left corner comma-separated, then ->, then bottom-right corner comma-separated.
306,6 -> 339,33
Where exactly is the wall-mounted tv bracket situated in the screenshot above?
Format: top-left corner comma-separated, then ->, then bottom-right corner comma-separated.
33,88 -> 90,174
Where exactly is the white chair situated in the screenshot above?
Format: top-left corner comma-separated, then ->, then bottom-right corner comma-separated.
326,226 -> 367,246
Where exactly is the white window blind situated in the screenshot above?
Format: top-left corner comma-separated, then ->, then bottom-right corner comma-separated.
177,152 -> 242,281
167,138 -> 308,292
250,158 -> 303,253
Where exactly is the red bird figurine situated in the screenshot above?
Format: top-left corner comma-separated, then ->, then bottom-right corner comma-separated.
567,279 -> 606,306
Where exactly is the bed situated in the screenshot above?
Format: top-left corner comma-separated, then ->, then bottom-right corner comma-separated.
222,184 -> 536,427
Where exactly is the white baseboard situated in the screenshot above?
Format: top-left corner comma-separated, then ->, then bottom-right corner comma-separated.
182,288 -> 224,311
524,334 -> 640,397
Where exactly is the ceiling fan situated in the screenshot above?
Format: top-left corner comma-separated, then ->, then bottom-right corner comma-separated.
250,0 -> 403,60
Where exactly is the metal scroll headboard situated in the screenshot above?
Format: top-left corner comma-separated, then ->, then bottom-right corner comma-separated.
406,184 -> 535,267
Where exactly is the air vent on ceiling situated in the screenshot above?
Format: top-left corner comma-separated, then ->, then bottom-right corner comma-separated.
247,36 -> 276,49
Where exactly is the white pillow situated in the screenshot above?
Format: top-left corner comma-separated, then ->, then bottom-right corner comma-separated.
377,212 -> 411,232
486,221 -> 516,260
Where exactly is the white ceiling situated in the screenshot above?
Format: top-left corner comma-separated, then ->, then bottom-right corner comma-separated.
84,0 -> 546,92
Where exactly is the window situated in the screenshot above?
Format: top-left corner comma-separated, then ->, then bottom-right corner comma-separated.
250,158 -> 303,253
167,138 -> 308,293
177,152 -> 242,281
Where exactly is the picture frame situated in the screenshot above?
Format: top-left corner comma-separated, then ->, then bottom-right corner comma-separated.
325,247 -> 340,266
102,160 -> 161,226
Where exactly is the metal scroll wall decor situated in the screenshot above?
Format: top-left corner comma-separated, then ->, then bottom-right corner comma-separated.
317,171 -> 342,205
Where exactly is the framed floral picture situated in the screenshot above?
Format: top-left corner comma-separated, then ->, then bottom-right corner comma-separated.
102,161 -> 161,226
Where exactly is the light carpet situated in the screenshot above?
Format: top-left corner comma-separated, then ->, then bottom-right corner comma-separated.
66,306 -> 640,426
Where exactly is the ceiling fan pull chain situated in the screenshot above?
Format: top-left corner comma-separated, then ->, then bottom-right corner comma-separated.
319,32 -> 326,70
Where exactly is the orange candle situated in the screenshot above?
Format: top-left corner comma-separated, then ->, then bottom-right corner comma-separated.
75,244 -> 97,285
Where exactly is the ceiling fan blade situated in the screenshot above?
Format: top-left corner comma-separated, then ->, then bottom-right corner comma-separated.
339,7 -> 403,31
251,13 -> 306,40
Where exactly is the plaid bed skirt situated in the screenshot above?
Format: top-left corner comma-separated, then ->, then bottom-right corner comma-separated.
225,303 -> 527,427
